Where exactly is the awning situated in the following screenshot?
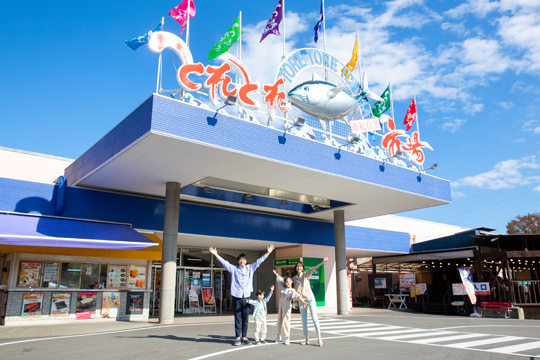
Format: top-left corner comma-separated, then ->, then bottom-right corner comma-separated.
0,213 -> 158,250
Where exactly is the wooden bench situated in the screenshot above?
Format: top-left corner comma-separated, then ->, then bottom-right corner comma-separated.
478,301 -> 513,319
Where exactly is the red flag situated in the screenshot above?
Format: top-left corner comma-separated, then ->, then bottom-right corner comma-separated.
169,0 -> 196,35
403,97 -> 417,131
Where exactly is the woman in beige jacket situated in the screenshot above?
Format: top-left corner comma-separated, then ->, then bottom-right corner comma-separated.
293,256 -> 330,347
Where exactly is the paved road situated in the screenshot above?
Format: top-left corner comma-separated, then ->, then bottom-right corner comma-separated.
1,309 -> 540,359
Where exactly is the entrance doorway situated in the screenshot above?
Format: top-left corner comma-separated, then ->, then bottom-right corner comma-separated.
150,265 -> 225,316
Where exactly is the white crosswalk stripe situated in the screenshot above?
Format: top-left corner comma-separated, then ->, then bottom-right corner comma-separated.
267,317 -> 540,357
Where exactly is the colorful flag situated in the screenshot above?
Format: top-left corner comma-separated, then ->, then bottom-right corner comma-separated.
403,97 -> 417,131
458,267 -> 477,305
169,0 -> 196,35
314,0 -> 323,43
125,23 -> 163,51
344,38 -> 358,77
208,16 -> 244,61
372,85 -> 391,118
260,0 -> 283,42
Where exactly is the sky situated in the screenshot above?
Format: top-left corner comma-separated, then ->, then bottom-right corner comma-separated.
1,0 -> 539,234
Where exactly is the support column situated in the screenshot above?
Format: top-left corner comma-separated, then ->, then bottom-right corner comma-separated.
334,209 -> 348,315
160,182 -> 180,324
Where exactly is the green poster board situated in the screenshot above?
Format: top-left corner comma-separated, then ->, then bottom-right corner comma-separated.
303,257 -> 325,306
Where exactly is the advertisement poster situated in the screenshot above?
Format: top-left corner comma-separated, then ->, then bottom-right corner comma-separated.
416,283 -> 427,295
189,290 -> 199,311
76,291 -> 97,319
127,292 -> 143,315
399,272 -> 416,288
348,273 -> 353,310
50,292 -> 71,316
21,292 -> 44,317
374,278 -> 387,289
107,265 -> 127,288
202,273 -> 210,287
128,265 -> 146,288
202,287 -> 215,306
42,262 -> 59,288
18,262 -> 42,287
101,292 -> 119,318
191,277 -> 201,293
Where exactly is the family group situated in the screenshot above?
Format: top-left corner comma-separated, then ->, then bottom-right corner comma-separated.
209,246 -> 330,347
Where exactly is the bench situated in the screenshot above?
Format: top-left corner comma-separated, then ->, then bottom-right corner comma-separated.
478,301 -> 513,319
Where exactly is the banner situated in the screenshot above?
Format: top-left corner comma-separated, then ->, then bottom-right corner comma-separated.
458,267 -> 477,304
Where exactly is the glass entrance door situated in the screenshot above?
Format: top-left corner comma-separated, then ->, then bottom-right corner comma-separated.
176,267 -> 223,314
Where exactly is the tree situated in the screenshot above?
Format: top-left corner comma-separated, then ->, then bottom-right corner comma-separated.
506,212 -> 540,234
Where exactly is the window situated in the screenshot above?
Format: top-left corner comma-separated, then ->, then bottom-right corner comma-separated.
80,263 -> 100,289
59,263 -> 81,289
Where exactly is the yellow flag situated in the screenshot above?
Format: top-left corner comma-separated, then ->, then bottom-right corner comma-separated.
344,38 -> 358,77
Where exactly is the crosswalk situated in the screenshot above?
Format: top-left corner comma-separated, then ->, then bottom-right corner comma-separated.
267,317 -> 540,357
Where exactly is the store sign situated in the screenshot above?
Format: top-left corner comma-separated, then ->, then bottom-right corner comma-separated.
350,118 -> 381,133
452,282 -> 490,296
148,31 -> 433,166
273,258 -> 300,267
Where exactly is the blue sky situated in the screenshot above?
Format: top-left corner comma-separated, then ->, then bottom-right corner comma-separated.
1,0 -> 539,234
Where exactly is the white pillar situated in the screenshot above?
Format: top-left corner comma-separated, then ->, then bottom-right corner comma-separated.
159,182 -> 180,324
334,209 -> 348,315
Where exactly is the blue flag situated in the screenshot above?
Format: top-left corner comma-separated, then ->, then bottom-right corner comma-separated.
314,1 -> 323,43
125,23 -> 163,51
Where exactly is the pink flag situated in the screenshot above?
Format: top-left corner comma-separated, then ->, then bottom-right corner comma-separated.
169,0 -> 196,35
403,97 -> 417,131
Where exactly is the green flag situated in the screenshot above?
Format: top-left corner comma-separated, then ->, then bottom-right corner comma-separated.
371,85 -> 391,117
207,16 -> 244,61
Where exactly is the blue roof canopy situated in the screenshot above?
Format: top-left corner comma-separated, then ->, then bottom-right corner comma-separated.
0,212 -> 157,250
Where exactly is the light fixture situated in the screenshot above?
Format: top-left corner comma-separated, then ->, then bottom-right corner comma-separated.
224,95 -> 237,106
216,95 -> 238,111
202,186 -> 212,193
285,117 -> 306,131
244,194 -> 254,200
281,200 -> 289,205
382,150 -> 403,161
490,237 -> 499,243
424,163 -> 438,171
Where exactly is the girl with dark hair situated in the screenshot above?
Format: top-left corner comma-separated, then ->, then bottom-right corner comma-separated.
293,256 -> 330,347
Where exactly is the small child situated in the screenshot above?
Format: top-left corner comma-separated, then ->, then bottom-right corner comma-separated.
247,285 -> 274,345
273,269 -> 307,345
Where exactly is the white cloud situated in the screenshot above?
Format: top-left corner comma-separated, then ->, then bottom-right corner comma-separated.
498,101 -> 515,109
523,120 -> 540,134
535,185 -> 540,192
444,0 -> 499,19
452,155 -> 540,190
442,118 -> 467,132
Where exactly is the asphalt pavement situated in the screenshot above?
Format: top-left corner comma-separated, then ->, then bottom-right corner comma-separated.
1,308 -> 540,360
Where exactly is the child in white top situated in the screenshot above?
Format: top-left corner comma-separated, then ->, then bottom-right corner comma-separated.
273,269 -> 307,345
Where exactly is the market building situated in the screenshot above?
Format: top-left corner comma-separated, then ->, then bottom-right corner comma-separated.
0,30 -> 453,325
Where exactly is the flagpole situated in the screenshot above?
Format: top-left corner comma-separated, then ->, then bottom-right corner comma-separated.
282,0 -> 286,60
239,11 -> 242,63
356,33 -> 362,87
322,0 -> 327,52
186,0 -> 191,48
156,17 -> 164,94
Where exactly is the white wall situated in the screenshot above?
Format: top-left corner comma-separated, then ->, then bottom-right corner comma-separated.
0,147 -> 72,184
347,215 -> 470,244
